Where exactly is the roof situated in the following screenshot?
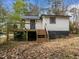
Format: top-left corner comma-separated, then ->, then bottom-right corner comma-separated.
21,15 -> 40,20
41,14 -> 71,17
21,14 -> 70,20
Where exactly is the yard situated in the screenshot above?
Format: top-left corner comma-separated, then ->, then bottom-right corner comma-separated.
0,35 -> 79,59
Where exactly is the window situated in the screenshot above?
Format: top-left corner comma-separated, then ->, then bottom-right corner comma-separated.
50,17 -> 56,24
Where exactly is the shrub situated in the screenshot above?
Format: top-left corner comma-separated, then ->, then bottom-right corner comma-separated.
14,31 -> 27,41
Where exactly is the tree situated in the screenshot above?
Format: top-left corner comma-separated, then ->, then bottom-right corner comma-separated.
69,7 -> 79,33
0,1 -> 9,42
6,0 -> 28,41
9,0 -> 28,28
70,8 -> 79,22
47,0 -> 64,15
28,3 -> 40,15
0,4 -> 8,32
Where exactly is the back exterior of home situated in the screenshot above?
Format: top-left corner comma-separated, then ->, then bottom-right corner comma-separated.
20,15 -> 70,41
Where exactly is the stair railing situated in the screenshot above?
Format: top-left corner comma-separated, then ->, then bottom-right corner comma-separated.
44,23 -> 49,40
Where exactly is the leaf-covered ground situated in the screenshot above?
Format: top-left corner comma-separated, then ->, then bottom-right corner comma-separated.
0,37 -> 79,59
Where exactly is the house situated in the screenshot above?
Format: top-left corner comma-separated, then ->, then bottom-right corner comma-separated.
20,14 -> 70,41
41,15 -> 70,39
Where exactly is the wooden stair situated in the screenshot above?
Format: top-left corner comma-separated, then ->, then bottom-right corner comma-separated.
36,29 -> 48,42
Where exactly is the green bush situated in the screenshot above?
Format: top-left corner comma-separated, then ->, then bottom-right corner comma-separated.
14,31 -> 27,41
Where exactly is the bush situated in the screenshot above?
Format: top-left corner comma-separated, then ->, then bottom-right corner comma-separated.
69,22 -> 77,34
14,31 -> 27,41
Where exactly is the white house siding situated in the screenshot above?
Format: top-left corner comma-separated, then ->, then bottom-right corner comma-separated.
42,16 -> 69,31
42,17 -> 49,29
25,20 -> 30,29
36,20 -> 43,29
25,20 -> 43,29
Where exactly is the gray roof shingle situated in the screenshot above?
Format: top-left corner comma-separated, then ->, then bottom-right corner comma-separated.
22,15 -> 40,20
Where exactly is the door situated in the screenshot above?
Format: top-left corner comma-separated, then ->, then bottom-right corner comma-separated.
30,20 -> 35,29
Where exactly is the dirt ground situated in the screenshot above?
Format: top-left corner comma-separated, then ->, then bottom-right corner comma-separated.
0,36 -> 79,59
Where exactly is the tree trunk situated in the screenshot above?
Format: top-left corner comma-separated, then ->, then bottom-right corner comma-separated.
6,23 -> 9,43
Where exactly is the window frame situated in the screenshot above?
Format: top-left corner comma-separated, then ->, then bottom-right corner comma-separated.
50,17 -> 56,24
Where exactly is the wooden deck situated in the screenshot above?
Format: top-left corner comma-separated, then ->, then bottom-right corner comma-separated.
11,29 -> 36,32
10,29 -> 49,42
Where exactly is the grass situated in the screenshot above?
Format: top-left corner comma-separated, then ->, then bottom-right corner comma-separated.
42,37 -> 79,59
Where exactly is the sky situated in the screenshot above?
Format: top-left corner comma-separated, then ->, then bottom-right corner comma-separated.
1,0 -> 79,11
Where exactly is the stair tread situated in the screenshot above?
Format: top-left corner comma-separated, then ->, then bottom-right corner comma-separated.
36,29 -> 48,42
36,30 -> 47,35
